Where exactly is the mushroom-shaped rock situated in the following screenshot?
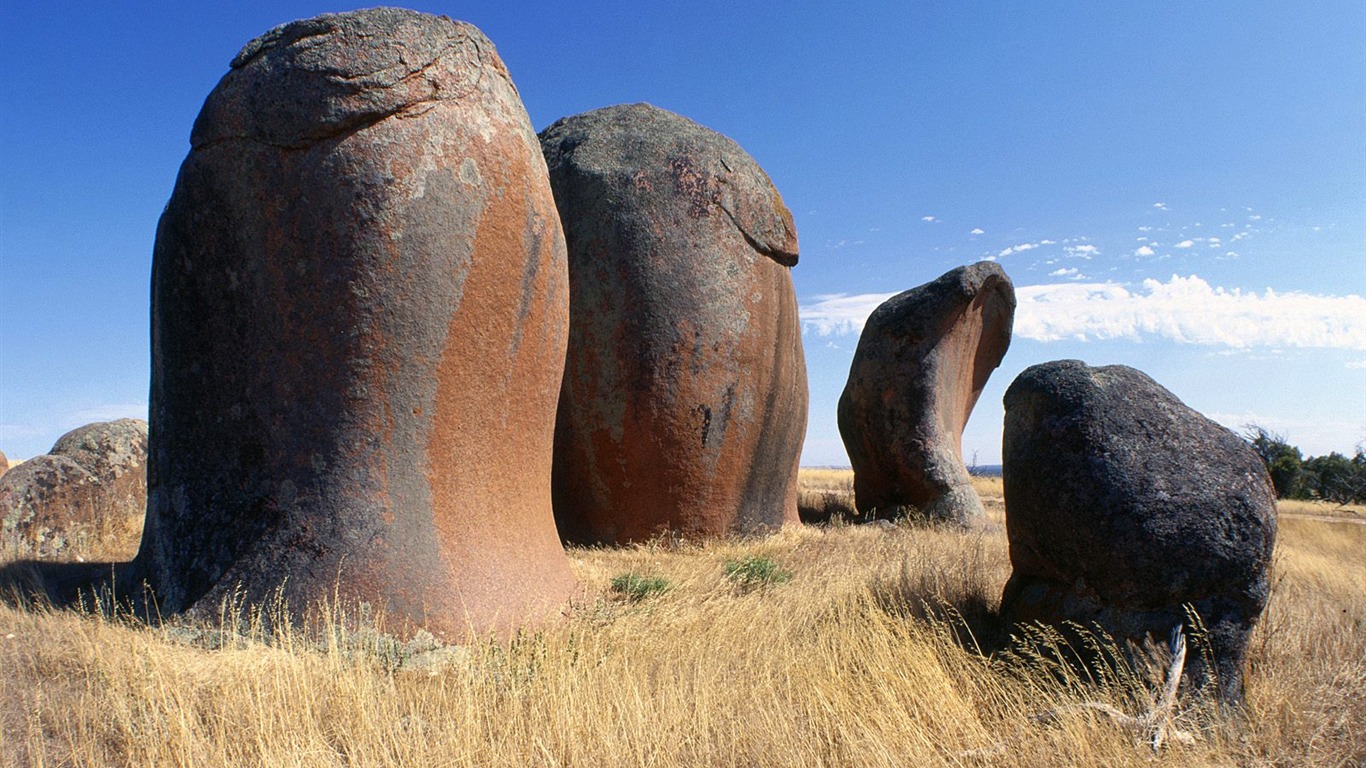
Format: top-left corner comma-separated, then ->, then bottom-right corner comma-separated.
0,419 -> 148,558
541,103 -> 808,544
126,8 -> 576,638
837,262 -> 1015,524
1000,360 -> 1277,703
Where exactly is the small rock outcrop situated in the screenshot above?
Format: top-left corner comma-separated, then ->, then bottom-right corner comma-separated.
126,8 -> 577,638
837,262 -> 1015,524
1000,360 -> 1277,703
541,103 -> 808,544
0,419 -> 148,557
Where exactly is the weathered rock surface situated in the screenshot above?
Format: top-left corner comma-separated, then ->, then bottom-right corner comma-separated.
1000,360 -> 1277,702
123,8 -> 576,638
837,262 -> 1014,524
541,103 -> 808,543
0,449 -> 9,477
0,419 -> 148,557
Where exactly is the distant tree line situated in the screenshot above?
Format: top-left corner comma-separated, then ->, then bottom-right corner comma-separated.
1244,426 -> 1366,504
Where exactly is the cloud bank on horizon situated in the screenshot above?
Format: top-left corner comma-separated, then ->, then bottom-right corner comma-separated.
801,274 -> 1366,352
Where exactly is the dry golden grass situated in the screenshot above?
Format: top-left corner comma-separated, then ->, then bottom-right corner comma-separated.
1272,498 -> 1365,521
1,472 -> 1362,767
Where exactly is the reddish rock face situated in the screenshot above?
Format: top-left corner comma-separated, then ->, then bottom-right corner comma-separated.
1001,360 -> 1277,703
541,103 -> 808,544
837,262 -> 1015,524
0,419 -> 147,557
0,449 -> 9,478
128,8 -> 576,638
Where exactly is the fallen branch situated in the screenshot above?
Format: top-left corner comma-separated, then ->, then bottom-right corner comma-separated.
1033,627 -> 1197,753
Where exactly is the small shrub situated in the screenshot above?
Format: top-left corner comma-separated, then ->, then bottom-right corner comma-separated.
724,556 -> 792,588
609,573 -> 671,601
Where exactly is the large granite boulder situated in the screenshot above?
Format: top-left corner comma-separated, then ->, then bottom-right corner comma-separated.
123,8 -> 576,638
541,103 -> 808,544
1000,360 -> 1277,703
837,262 -> 1014,524
0,419 -> 147,557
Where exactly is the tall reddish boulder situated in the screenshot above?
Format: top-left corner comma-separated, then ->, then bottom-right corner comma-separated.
126,8 -> 576,638
541,103 -> 808,544
1001,360 -> 1277,702
837,262 -> 1015,524
0,419 -> 147,557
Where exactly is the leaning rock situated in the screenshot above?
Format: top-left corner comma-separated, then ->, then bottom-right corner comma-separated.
0,420 -> 147,558
837,262 -> 1014,524
541,103 -> 808,543
1000,360 -> 1277,703
127,8 -> 576,639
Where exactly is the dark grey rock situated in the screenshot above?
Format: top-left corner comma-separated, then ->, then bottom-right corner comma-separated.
1000,360 -> 1277,703
837,262 -> 1015,524
541,103 -> 808,543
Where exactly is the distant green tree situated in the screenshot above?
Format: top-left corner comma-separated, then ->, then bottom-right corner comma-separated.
1243,425 -> 1305,499
1301,451 -> 1366,505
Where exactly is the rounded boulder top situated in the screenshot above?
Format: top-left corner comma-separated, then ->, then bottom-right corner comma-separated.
540,102 -> 799,266
49,418 -> 148,481
193,7 -> 512,149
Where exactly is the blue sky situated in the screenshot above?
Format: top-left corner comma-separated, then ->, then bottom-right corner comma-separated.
2,1 -> 1364,464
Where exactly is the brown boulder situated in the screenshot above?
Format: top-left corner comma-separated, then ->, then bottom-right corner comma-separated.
541,103 -> 808,544
1,455 -> 100,557
0,419 -> 148,558
837,262 -> 1015,524
125,8 -> 576,638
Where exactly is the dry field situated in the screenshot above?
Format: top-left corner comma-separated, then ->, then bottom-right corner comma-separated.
2,471 -> 1362,767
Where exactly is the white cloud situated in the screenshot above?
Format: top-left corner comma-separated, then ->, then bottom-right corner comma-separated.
1135,245 -> 1156,257
1347,359 -> 1366,370
970,228 -> 985,235
1049,267 -> 1080,277
1174,240 -> 1195,249
799,292 -> 896,336
800,275 -> 1366,351
1041,239 -> 1057,245
1153,202 -> 1168,210
921,216 -> 938,223
1069,244 -> 1100,257
999,242 -> 1041,257
1014,276 -> 1366,349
